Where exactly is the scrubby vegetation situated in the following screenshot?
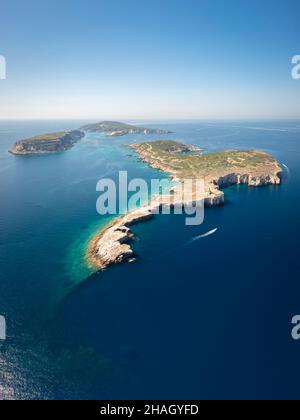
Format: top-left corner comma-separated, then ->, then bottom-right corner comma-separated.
131,141 -> 278,179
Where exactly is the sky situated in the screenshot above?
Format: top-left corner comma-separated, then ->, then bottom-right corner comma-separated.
0,0 -> 299,120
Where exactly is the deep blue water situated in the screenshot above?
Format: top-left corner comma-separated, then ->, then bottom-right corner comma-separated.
0,120 -> 300,399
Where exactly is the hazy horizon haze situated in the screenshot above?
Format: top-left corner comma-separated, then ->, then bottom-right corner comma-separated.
0,0 -> 299,120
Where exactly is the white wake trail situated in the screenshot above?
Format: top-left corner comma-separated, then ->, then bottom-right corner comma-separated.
282,164 -> 290,176
188,228 -> 218,243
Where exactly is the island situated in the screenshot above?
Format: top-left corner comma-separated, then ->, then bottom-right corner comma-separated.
88,140 -> 282,270
9,121 -> 172,155
79,121 -> 172,136
129,141 -> 282,206
9,130 -> 85,155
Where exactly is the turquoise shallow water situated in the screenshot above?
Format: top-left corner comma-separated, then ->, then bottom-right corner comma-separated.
0,120 -> 300,399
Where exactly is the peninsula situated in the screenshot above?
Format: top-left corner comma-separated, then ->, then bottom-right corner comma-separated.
9,130 -> 85,155
88,140 -> 282,270
79,121 -> 172,136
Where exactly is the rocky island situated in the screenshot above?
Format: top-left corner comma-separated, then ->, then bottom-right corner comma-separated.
80,121 -> 172,136
87,140 -> 282,270
9,130 -> 85,155
8,121 -> 171,155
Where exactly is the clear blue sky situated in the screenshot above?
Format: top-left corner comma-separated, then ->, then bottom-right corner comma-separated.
0,0 -> 299,120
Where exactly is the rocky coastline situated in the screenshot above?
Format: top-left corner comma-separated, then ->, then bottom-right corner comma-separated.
87,141 -> 282,271
87,207 -> 154,270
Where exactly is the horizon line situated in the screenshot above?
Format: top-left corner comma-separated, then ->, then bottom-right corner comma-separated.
0,117 -> 300,122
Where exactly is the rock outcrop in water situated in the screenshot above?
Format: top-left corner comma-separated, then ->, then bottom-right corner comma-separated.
9,130 -> 85,155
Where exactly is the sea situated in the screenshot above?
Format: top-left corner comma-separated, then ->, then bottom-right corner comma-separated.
0,120 -> 300,400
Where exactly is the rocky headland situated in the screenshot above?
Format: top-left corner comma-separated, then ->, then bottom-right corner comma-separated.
88,140 -> 282,270
88,207 -> 154,269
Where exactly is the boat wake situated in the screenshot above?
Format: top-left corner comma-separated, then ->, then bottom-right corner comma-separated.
188,228 -> 218,244
282,163 -> 290,176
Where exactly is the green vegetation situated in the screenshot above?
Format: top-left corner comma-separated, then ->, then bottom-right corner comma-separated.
80,120 -> 171,135
80,121 -> 136,132
131,141 -> 279,179
144,140 -> 194,153
24,132 -> 67,142
10,130 -> 85,155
